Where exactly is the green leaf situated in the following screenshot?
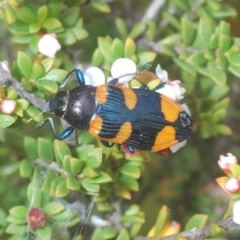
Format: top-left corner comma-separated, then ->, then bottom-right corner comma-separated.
162,12 -> 181,29
98,37 -> 114,62
42,18 -> 62,30
96,201 -> 113,212
24,136 -> 38,160
91,227 -> 104,240
15,7 -> 36,23
187,52 -> 206,66
38,5 -> 48,22
35,80 -> 58,94
226,54 -> 240,67
36,226 -> 52,240
213,124 -> 232,135
137,52 -> 156,68
48,3 -> 62,18
229,164 -> 240,177
17,52 -> 32,78
118,175 -> 139,191
218,34 -> 231,52
124,204 -> 140,215
128,22 -> 145,39
185,214 -> 208,231
27,183 -> 42,208
43,202 -> 64,215
116,228 -> 130,240
212,4 -> 237,18
119,164 -> 140,179
31,62 -> 44,80
19,159 -> 32,178
66,175 -> 80,190
146,19 -> 156,42
209,33 -> 219,50
83,167 -> 99,178
92,48 -> 103,66
9,206 -> 28,218
55,179 -> 69,197
111,38 -> 124,60
63,156 -> 83,174
158,33 -> 181,46
121,214 -> 144,224
124,38 -> 136,58
29,34 -> 40,54
154,206 -> 170,236
60,7 -> 79,27
38,138 -> 54,163
228,63 -> 240,77
82,172 -> 112,184
57,29 -> 76,45
29,22 -> 41,33
173,58 -> 197,76
0,114 -> 16,128
182,18 -> 195,46
16,99 -> 29,110
215,54 -> 227,69
41,170 -> 58,192
36,69 -> 68,84
54,140 -> 71,166
225,44 -> 240,57
207,61 -> 226,87
91,2 -> 111,13
5,5 -> 16,24
83,148 -> 102,169
41,58 -> 55,73
6,214 -> 26,224
103,227 -> 118,239
80,180 -> 99,193
219,21 -> 230,36
5,223 -> 28,235
116,18 -> 128,38
72,28 -> 88,41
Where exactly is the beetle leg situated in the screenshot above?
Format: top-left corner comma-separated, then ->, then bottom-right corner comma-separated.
100,140 -> 114,148
35,117 -> 75,140
59,69 -> 85,88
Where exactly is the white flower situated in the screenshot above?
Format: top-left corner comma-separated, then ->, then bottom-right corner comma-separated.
155,64 -> 168,82
91,215 -> 111,226
156,80 -> 186,102
218,153 -> 238,173
0,99 -> 17,114
84,67 -> 105,86
111,58 -> 137,83
233,200 -> 240,225
38,34 -> 61,58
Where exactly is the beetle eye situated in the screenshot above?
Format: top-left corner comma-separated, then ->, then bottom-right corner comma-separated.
49,91 -> 69,117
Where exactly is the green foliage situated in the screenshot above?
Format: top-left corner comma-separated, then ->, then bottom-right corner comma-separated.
0,0 -> 240,239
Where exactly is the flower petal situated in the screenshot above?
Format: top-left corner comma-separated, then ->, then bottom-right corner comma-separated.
155,64 -> 168,82
233,200 -> 240,225
84,67 -> 105,86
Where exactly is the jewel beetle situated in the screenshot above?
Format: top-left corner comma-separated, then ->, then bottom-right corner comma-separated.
36,65 -> 193,153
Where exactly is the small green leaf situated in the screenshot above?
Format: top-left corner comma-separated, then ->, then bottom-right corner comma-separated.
128,22 -> 145,39
83,167 -> 99,178
0,114 -> 16,128
225,44 -> 240,57
63,156 -> 83,174
43,202 -> 64,215
208,61 -> 226,87
96,201 -> 113,212
154,206 -> 170,236
17,52 -> 32,78
173,58 -> 197,76
83,172 -> 112,184
98,37 -> 114,62
124,204 -> 140,215
6,214 -> 26,224
72,28 -> 88,41
35,80 -> 58,94
66,175 -> 80,190
48,3 -> 62,18
103,227 -> 118,239
218,34 -> 231,52
91,2 -> 111,13
15,7 -> 36,23
9,206 -> 28,218
29,22 -> 41,33
208,33 -> 219,50
27,183 -> 42,208
42,18 -> 62,30
137,52 -> 156,68
60,7 -> 79,27
219,21 -> 230,36
55,179 -> 69,197
226,54 -> 240,67
41,58 -> 55,73
36,69 -> 68,84
91,227 -> 104,240
116,18 -> 128,38
187,52 -> 206,66
24,136 -> 38,160
212,4 -> 237,18
228,63 -> 240,77
111,38 -> 124,60
215,54 -> 227,69
31,62 -> 44,80
159,33 -> 181,46
80,180 -> 99,193
146,19 -> 156,42
38,138 -> 54,163
54,140 -> 71,166
5,223 -> 28,235
182,18 -> 195,46
5,5 -> 16,24
36,226 -> 52,240
41,170 -> 57,192
229,164 -> 240,177
124,38 -> 136,58
121,215 -> 145,224
185,214 -> 208,231
213,124 -> 232,135
83,148 -> 102,169
116,228 -> 130,240
118,175 -> 139,191
17,99 -> 29,110
38,5 -> 48,22
92,48 -> 103,66
19,159 -> 32,178
119,164 -> 140,179
204,49 -> 215,61
162,12 -> 181,29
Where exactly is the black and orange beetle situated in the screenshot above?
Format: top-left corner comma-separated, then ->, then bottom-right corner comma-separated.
36,65 -> 193,154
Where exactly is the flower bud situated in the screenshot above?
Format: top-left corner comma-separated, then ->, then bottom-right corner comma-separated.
28,208 -> 46,229
0,99 -> 17,114
224,178 -> 240,193
218,153 -> 238,173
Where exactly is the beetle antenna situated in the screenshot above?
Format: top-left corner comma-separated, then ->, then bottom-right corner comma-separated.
27,110 -> 46,123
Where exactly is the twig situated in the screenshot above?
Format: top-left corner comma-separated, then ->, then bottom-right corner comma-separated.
133,217 -> 240,240
141,0 -> 166,23
0,64 -> 49,112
